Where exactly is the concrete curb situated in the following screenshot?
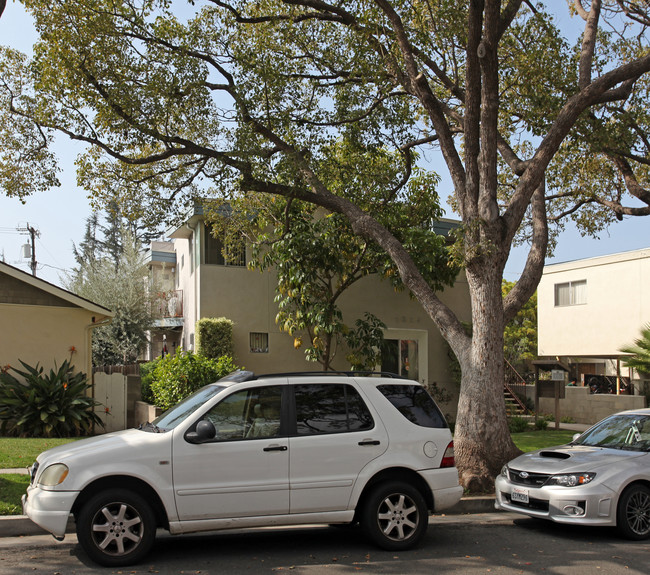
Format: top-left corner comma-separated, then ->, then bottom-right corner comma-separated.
0,515 -> 71,538
0,497 -> 497,539
445,495 -> 497,515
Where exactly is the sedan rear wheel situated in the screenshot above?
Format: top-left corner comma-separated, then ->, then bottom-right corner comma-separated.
76,489 -> 156,566
617,484 -> 650,540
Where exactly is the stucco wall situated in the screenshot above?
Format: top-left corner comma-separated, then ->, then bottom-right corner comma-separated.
0,303 -> 96,379
538,385 -> 647,425
538,249 -> 650,357
194,261 -> 470,419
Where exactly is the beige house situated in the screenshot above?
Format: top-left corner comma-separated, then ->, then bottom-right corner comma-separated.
0,261 -> 113,380
147,208 -> 471,417
538,247 -> 650,392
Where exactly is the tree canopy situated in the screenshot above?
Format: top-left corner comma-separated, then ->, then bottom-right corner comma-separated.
2,0 -> 650,490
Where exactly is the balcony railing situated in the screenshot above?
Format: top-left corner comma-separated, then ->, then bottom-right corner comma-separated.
153,289 -> 183,319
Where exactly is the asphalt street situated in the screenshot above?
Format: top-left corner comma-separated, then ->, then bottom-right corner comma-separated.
0,512 -> 648,575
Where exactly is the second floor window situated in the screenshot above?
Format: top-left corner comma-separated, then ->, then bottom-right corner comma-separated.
204,230 -> 246,266
554,280 -> 587,307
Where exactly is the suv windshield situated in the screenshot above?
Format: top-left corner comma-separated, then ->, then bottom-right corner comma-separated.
574,414 -> 650,451
152,385 -> 225,431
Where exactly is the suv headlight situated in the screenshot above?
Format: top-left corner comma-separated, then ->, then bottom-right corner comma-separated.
547,472 -> 596,487
38,463 -> 69,486
500,465 -> 509,478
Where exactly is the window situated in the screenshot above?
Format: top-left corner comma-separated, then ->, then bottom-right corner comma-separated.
294,384 -> 374,435
204,231 -> 246,266
377,385 -> 447,429
203,386 -> 283,441
554,280 -> 587,307
381,339 -> 419,380
250,332 -> 269,353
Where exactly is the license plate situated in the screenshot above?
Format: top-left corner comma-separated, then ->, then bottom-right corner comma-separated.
511,486 -> 529,504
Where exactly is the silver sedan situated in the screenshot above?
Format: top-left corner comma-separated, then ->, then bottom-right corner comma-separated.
495,408 -> 650,539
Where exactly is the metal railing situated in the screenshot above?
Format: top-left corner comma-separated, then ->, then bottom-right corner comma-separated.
153,289 -> 183,318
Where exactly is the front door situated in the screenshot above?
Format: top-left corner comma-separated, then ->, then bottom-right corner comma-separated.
172,384 -> 289,521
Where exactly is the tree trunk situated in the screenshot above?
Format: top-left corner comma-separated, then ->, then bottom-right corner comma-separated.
454,256 -> 521,492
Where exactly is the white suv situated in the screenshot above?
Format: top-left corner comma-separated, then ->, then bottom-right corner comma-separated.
23,371 -> 462,566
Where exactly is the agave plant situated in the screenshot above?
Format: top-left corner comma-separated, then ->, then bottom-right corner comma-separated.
0,359 -> 104,437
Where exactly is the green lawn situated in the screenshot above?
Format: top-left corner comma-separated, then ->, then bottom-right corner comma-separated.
0,474 -> 30,515
0,437 -> 79,469
0,437 -> 80,516
511,429 -> 577,452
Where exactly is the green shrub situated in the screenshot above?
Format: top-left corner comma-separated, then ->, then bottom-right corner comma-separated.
560,415 -> 575,424
0,360 -> 103,437
139,358 -> 160,404
534,418 -> 549,430
195,318 -> 234,359
508,416 -> 530,433
150,351 -> 237,410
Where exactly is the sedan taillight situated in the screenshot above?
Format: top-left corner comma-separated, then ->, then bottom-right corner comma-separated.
441,441 -> 455,468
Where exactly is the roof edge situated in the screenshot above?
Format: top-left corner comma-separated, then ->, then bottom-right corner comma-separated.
0,261 -> 114,317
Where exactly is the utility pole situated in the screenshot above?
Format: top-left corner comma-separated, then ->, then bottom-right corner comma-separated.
17,223 -> 40,276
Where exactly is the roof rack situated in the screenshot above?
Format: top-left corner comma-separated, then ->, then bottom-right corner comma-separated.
217,370 -> 257,383
257,371 -> 402,379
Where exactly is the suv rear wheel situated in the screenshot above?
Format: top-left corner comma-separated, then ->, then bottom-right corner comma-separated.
76,488 -> 156,567
361,481 -> 428,550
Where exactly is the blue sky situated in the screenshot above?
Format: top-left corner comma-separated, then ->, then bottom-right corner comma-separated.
0,1 -> 648,286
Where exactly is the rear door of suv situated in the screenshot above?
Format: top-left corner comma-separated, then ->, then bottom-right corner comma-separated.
287,380 -> 388,513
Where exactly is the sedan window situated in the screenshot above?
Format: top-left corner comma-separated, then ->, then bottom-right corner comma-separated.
574,414 -> 650,451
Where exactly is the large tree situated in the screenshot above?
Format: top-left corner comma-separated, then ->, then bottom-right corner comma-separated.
66,215 -> 157,365
2,1 -> 650,490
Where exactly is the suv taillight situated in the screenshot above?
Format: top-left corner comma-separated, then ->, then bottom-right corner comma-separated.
441,441 -> 455,468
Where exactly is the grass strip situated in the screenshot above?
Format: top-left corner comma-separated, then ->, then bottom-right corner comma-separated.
511,429 -> 576,452
0,474 -> 31,515
0,437 -> 78,469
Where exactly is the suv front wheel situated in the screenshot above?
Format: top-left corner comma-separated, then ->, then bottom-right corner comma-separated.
361,481 -> 428,550
76,488 -> 156,567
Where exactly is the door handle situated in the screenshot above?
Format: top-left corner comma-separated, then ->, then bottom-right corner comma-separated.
263,445 -> 288,452
358,440 -> 381,446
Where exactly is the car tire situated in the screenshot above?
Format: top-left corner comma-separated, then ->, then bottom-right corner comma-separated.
361,481 -> 428,550
616,484 -> 650,540
76,488 -> 156,567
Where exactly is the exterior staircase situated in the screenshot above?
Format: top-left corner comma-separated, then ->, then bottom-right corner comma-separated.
504,359 -> 530,416
504,382 -> 528,416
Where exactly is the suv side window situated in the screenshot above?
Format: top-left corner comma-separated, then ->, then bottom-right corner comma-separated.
377,384 -> 447,429
294,384 -> 374,435
203,385 -> 283,441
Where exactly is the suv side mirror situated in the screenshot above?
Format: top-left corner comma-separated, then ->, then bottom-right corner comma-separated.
186,419 -> 216,444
